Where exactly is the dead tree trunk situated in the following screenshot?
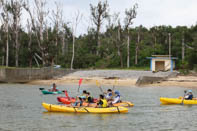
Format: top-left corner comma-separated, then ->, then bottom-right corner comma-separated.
71,11 -> 81,70
182,31 -> 185,61
25,0 -> 49,66
27,19 -> 32,67
90,1 -> 109,55
127,29 -> 130,67
135,28 -> 140,65
124,3 -> 138,68
168,33 -> 171,57
10,0 -> 23,67
1,0 -> 10,67
117,23 -> 123,68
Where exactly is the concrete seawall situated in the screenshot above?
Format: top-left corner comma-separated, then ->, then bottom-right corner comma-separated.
0,68 -> 76,83
135,72 -> 178,86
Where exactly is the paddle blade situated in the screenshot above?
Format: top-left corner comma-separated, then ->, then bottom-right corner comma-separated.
114,79 -> 118,85
79,78 -> 83,86
96,80 -> 100,87
65,90 -> 69,98
39,88 -> 45,90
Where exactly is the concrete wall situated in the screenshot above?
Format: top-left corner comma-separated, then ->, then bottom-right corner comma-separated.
0,69 -> 5,80
0,68 -> 76,83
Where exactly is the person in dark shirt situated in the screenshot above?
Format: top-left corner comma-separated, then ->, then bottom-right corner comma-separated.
86,92 -> 94,103
96,94 -> 108,108
184,90 -> 193,100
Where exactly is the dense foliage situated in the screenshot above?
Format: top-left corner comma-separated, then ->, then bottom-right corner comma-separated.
0,0 -> 197,70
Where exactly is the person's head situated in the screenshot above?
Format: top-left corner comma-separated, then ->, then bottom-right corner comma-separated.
115,91 -> 120,96
53,83 -> 56,88
86,92 -> 90,96
188,90 -> 192,94
99,94 -> 104,99
107,89 -> 112,92
83,90 -> 87,94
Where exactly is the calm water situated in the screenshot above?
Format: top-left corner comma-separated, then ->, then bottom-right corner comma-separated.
0,84 -> 197,131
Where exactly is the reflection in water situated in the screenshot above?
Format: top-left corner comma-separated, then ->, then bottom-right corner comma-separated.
0,84 -> 197,130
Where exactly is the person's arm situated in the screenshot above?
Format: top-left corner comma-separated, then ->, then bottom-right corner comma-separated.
112,96 -> 120,104
97,100 -> 103,105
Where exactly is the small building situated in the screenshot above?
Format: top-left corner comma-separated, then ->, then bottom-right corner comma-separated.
147,55 -> 177,72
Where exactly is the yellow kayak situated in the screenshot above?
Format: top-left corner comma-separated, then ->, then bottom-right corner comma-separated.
160,97 -> 197,105
42,103 -> 128,113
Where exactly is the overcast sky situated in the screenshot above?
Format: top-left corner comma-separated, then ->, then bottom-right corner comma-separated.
23,0 -> 197,35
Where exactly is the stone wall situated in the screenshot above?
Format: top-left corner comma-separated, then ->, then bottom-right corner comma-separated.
0,68 -> 76,83
135,72 -> 178,86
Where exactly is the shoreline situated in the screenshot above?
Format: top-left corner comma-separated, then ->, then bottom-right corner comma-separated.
28,76 -> 137,86
27,75 -> 197,88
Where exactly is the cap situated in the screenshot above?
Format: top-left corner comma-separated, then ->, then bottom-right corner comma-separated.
115,91 -> 120,95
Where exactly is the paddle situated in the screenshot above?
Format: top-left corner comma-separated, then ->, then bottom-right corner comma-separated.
96,80 -> 104,94
112,79 -> 118,91
39,88 -> 45,90
181,90 -> 187,105
77,78 -> 83,92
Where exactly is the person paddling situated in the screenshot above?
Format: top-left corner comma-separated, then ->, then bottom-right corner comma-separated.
48,83 -> 58,92
96,94 -> 108,108
79,90 -> 87,99
108,91 -> 121,106
184,90 -> 193,100
105,89 -> 113,101
86,92 -> 94,103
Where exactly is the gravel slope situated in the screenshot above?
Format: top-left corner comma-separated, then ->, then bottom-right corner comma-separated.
66,70 -> 173,79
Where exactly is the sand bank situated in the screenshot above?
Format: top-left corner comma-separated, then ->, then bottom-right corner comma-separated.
27,70 -> 197,87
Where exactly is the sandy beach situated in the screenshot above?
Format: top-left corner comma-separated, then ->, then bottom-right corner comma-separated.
28,70 -> 197,87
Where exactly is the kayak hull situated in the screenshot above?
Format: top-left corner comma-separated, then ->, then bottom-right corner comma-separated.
57,97 -> 76,104
42,102 -> 128,113
57,96 -> 97,104
160,97 -> 197,105
41,90 -> 62,95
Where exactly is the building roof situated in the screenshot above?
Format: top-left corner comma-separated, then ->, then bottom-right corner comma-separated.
146,57 -> 178,60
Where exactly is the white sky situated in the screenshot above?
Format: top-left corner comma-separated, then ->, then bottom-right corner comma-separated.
10,0 -> 197,35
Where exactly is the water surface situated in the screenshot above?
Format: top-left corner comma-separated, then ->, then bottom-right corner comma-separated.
0,84 -> 197,131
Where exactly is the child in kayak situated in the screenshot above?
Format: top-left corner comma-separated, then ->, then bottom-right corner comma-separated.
79,90 -> 87,99
108,91 -> 121,106
48,83 -> 59,92
184,90 -> 193,100
86,92 -> 94,103
96,94 -> 108,108
105,89 -> 113,101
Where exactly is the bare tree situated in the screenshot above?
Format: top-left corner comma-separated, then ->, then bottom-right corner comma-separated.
25,0 -> 49,66
90,0 -> 109,55
51,2 -> 63,64
182,31 -> 185,61
135,26 -> 141,65
0,0 -> 10,67
117,21 -> 124,68
70,11 -> 82,70
26,19 -> 33,67
124,3 -> 138,68
9,0 -> 24,67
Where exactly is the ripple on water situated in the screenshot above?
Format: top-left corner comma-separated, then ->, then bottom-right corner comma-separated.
0,84 -> 197,130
